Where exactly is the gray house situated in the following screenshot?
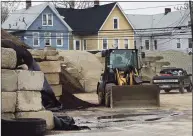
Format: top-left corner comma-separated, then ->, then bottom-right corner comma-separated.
127,8 -> 192,53
2,2 -> 72,50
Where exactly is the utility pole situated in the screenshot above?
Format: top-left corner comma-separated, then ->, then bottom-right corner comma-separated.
189,0 -> 193,85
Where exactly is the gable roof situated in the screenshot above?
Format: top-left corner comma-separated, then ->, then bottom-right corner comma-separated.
127,9 -> 190,30
2,2 -> 72,31
57,2 -> 131,35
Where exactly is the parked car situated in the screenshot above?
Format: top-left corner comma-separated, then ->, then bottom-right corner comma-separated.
152,68 -> 192,93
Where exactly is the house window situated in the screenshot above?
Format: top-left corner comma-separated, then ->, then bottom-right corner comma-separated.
75,40 -> 80,50
145,40 -> 150,50
189,38 -> 192,48
56,33 -> 63,46
83,40 -> 87,50
33,32 -> 39,46
114,39 -> 119,49
44,32 -> 51,46
177,38 -> 181,48
113,17 -> 119,29
103,38 -> 108,49
42,14 -> 53,26
154,40 -> 157,50
124,39 -> 128,49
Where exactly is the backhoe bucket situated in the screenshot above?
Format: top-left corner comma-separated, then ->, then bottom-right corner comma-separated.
110,85 -> 160,108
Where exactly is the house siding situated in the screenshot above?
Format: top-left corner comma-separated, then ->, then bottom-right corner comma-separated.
98,6 -> 134,50
23,6 -> 69,50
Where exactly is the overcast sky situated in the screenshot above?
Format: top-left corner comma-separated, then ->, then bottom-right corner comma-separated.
13,0 -> 188,15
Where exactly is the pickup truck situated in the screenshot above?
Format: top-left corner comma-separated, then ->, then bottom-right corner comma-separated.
152,68 -> 192,93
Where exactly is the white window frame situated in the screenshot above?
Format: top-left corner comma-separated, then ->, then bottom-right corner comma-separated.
74,40 -> 81,50
102,38 -> 108,50
56,33 -> 63,47
124,39 -> 128,49
42,13 -> 53,26
113,17 -> 119,29
83,39 -> 87,50
33,32 -> 39,47
44,32 -> 51,46
114,39 -> 119,49
145,40 -> 150,50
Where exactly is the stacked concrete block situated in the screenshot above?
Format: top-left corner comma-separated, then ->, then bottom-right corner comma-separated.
1,51 -> 55,130
28,49 -> 64,100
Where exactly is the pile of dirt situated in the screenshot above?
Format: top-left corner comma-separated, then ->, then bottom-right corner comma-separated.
145,50 -> 192,74
60,90 -> 98,109
58,50 -> 103,93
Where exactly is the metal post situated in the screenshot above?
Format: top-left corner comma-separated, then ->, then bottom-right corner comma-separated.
189,0 -> 193,85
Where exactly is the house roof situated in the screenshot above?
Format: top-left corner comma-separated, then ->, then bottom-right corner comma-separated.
56,2 -> 117,35
127,9 -> 190,30
2,2 -> 72,31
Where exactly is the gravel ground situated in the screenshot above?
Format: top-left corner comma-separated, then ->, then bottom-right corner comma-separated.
46,90 -> 192,136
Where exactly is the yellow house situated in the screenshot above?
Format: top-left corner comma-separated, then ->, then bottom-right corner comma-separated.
57,2 -> 134,50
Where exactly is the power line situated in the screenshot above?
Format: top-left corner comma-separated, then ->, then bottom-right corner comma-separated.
123,3 -> 185,11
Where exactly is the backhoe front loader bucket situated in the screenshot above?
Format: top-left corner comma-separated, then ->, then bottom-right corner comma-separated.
110,85 -> 160,108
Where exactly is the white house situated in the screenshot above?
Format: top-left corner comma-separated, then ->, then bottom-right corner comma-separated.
127,8 -> 192,53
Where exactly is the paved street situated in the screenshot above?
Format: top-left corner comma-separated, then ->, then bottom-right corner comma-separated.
46,90 -> 192,136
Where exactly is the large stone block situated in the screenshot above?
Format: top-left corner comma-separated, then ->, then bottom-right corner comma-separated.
45,73 -> 60,85
51,85 -> 62,97
1,69 -> 18,92
45,50 -> 58,56
16,91 -> 42,112
2,113 -> 15,119
16,70 -> 44,91
27,49 -> 45,57
2,92 -> 16,112
2,48 -> 17,69
46,55 -> 59,61
38,61 -> 61,73
15,111 -> 54,130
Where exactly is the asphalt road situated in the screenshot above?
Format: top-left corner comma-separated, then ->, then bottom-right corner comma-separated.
46,90 -> 192,136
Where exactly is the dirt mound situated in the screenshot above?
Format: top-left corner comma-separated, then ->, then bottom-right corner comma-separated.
58,50 -> 103,93
145,50 -> 192,74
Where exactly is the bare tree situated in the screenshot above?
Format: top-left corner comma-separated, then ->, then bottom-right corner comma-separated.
52,0 -> 94,9
1,0 -> 22,24
174,2 -> 193,10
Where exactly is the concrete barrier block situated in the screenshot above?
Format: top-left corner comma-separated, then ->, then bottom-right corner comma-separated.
2,48 -> 17,69
2,92 -> 16,112
38,61 -> 61,73
16,91 -> 42,112
46,55 -> 60,61
45,73 -> 60,85
15,110 -> 55,130
45,50 -> 58,56
16,70 -> 44,91
2,113 -> 15,119
1,69 -> 18,92
27,49 -> 45,57
51,85 -> 62,97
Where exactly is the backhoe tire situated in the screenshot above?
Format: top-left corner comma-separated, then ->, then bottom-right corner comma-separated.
105,83 -> 116,107
98,91 -> 105,106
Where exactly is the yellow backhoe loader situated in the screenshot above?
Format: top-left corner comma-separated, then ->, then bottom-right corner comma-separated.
97,49 -> 160,108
